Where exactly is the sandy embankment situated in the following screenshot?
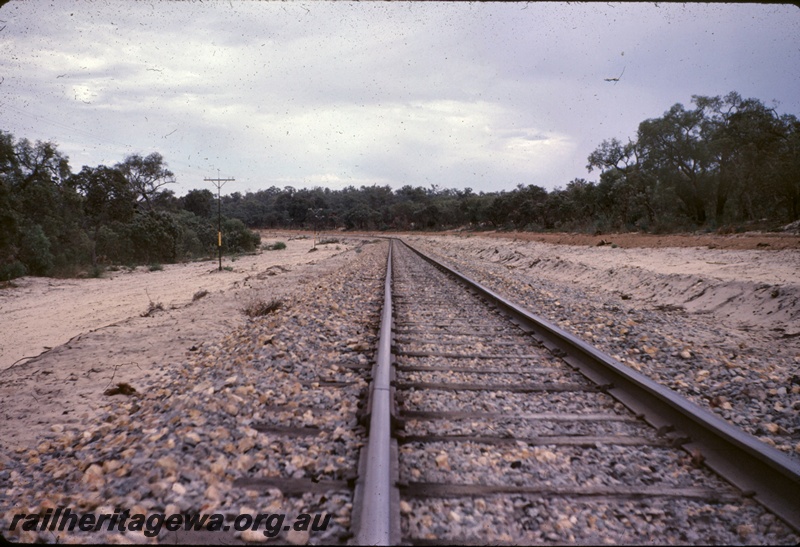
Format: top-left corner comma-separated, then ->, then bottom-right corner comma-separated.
420,234 -> 800,333
0,234 -> 361,452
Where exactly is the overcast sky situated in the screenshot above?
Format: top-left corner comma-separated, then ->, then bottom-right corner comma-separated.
1,1 -> 798,197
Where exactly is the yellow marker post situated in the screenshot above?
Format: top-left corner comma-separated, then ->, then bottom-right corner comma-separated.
218,232 -> 222,271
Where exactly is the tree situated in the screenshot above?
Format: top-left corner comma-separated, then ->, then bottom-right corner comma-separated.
12,137 -> 71,190
561,179 -> 598,228
129,210 -> 182,263
637,103 -> 713,225
182,188 -> 215,218
589,93 -> 800,229
486,193 -> 514,228
694,92 -> 798,223
509,184 -> 549,229
5,135 -> 88,273
587,138 -> 639,174
116,152 -> 175,211
773,115 -> 800,221
587,139 -> 660,229
0,132 -> 20,257
17,223 -> 53,275
70,165 -> 136,265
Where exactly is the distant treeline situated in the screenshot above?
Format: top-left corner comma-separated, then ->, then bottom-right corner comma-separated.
1,91 -> 798,280
218,92 -> 798,233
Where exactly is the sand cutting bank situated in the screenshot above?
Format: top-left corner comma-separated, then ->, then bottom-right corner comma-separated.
411,234 -> 800,334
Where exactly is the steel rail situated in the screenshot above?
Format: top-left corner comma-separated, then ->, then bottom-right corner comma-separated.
398,237 -> 800,533
353,240 -> 397,545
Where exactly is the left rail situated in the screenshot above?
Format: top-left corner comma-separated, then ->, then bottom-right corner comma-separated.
352,239 -> 398,545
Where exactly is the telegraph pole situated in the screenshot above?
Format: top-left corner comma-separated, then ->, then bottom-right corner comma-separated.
204,171 -> 235,271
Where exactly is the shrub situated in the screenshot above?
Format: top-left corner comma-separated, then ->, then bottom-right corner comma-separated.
173,210 -> 216,258
222,218 -> 260,253
178,227 -> 204,259
130,211 -> 182,264
141,300 -> 164,317
263,241 -> 287,251
18,224 -> 54,276
0,260 -> 27,281
96,223 -> 131,264
148,263 -> 163,271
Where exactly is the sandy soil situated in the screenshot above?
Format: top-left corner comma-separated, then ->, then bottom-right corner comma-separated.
470,230 -> 800,251
410,229 -> 800,251
0,233 -> 365,452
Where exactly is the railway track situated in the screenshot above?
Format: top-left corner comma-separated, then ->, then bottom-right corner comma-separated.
352,239 -> 800,544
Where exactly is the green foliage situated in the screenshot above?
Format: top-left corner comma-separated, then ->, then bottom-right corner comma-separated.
182,188 -> 215,218
130,210 -> 182,264
0,261 -> 27,281
96,223 -> 129,263
222,217 -> 260,253
0,177 -> 18,253
72,165 -> 136,228
173,209 -> 216,258
0,130 -> 263,281
18,224 -> 54,276
588,92 -> 800,229
116,152 -> 175,211
263,241 -> 286,250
